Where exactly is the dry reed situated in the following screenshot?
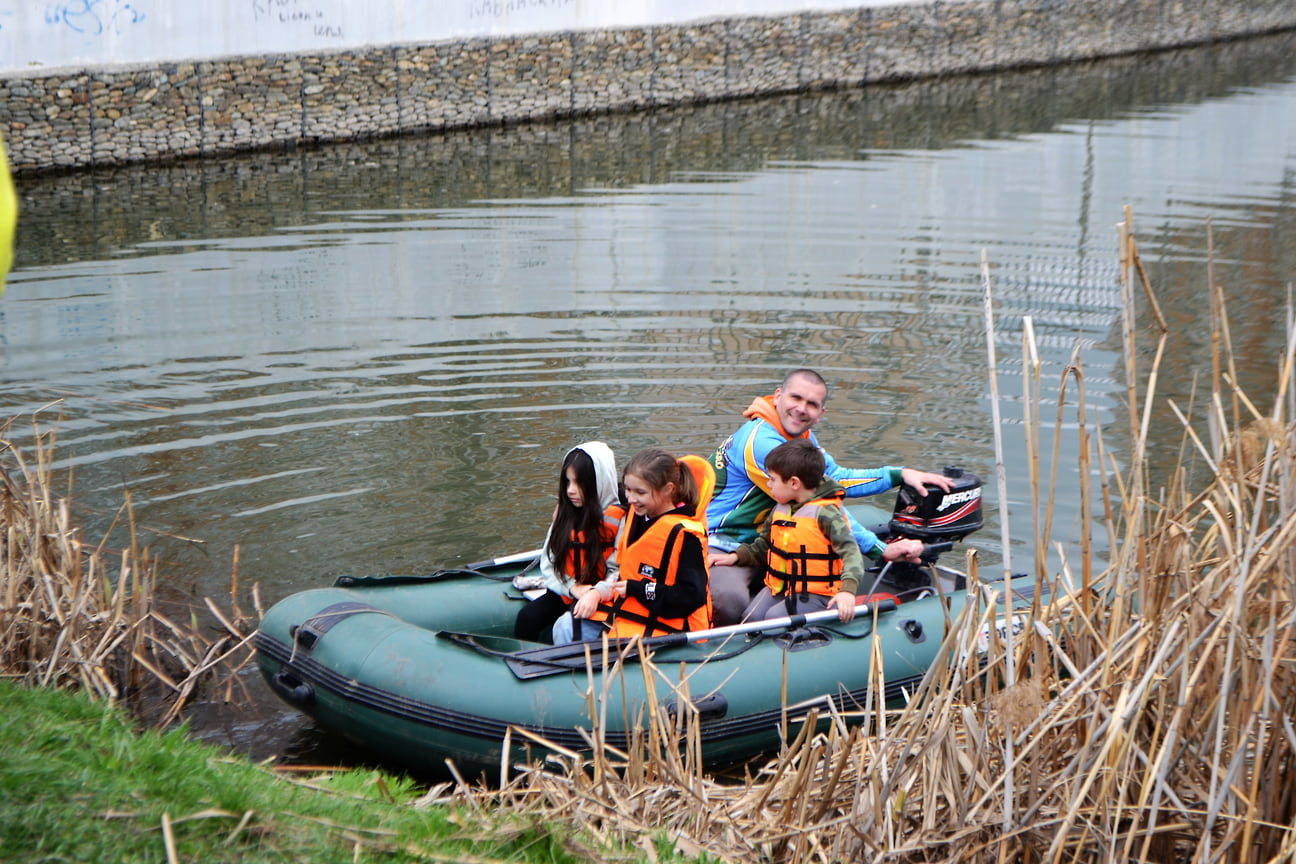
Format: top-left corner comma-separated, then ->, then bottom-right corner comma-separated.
0,413 -> 255,726
436,215 -> 1296,863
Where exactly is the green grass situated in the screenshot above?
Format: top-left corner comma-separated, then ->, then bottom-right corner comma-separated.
0,680 -> 648,863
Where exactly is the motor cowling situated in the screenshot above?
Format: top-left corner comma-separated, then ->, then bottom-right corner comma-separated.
888,466 -> 984,543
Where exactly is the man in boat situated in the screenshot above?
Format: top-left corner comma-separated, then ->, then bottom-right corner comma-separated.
705,368 -> 954,625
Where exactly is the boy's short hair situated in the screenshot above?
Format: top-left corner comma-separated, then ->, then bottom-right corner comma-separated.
765,438 -> 825,489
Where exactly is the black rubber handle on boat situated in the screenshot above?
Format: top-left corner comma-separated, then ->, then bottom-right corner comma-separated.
269,670 -> 315,709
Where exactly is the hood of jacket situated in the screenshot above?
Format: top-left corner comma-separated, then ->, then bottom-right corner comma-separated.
575,440 -> 621,514
741,394 -> 812,440
809,474 -> 848,503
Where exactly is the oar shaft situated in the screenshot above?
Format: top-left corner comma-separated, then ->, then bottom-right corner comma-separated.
500,599 -> 901,671
651,598 -> 899,647
466,549 -> 543,570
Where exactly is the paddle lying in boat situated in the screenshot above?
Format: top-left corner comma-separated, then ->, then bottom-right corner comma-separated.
638,595 -> 903,645
464,548 -> 543,570
492,594 -> 906,679
440,536 -> 948,678
255,467 -> 1013,777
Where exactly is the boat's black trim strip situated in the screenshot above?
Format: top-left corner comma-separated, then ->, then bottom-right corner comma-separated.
254,630 -> 925,754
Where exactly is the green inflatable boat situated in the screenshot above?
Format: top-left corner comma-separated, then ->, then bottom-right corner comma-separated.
255,469 -> 1022,776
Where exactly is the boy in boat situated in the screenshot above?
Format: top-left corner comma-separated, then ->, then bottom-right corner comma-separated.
704,368 -> 952,624
709,438 -> 921,623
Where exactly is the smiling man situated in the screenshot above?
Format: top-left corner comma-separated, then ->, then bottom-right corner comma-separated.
704,368 -> 955,624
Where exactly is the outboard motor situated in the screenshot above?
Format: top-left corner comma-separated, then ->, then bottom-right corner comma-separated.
865,466 -> 983,597
888,466 -> 984,543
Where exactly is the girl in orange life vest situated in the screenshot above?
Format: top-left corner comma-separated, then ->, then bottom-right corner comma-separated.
513,442 -> 626,644
601,448 -> 713,638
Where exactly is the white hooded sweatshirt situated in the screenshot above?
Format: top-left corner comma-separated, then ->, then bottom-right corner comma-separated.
539,441 -> 622,598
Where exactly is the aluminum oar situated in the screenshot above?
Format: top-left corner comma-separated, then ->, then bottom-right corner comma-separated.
466,548 -> 544,570
645,597 -> 899,648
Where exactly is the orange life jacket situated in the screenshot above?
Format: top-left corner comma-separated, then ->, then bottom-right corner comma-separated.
603,455 -> 715,637
605,509 -> 712,637
765,494 -> 846,597
562,503 -> 626,608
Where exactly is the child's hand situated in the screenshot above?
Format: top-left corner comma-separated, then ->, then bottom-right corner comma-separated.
831,591 -> 857,622
709,551 -> 738,567
573,589 -> 601,619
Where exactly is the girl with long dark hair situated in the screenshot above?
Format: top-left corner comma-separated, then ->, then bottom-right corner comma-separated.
513,442 -> 624,644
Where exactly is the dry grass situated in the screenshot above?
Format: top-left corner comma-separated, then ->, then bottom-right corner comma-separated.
432,216 -> 1296,863
0,414 -> 255,726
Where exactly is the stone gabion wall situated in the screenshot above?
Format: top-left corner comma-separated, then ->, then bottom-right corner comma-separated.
19,29 -> 1296,267
3,0 -> 1295,174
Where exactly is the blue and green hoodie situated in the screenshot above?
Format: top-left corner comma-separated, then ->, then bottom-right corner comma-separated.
704,395 -> 903,559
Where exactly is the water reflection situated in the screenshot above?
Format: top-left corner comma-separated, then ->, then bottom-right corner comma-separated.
12,33 -> 1296,264
2,30 -> 1295,759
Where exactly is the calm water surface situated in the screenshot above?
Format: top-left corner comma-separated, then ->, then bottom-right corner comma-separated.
4,32 -> 1295,759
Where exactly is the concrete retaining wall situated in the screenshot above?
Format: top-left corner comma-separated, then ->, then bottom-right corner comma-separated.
4,0 -> 1295,174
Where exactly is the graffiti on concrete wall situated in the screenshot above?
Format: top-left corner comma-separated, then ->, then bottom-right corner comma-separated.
0,0 -> 922,74
252,0 -> 344,39
43,0 -> 146,37
467,0 -> 574,22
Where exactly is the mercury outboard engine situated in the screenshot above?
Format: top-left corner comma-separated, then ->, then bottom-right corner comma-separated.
888,465 -> 984,543
865,466 -> 984,597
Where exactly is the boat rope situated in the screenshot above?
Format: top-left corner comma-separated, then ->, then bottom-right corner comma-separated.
812,623 -> 873,641
334,565 -> 521,588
